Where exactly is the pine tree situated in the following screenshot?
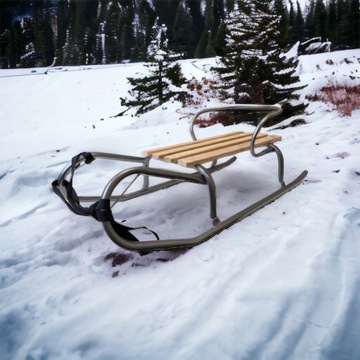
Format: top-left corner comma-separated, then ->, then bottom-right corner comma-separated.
121,20 -> 187,115
274,0 -> 289,47
198,0 -> 219,57
153,0 -> 179,31
314,0 -> 327,40
2,0 -> 358,68
350,0 -> 360,48
212,19 -> 227,57
117,0 -> 138,62
294,1 -> 305,42
187,0 -> 206,58
304,0 -> 316,39
327,0 -> 337,45
211,0 -> 227,56
213,0 -> 306,122
288,0 -> 305,44
304,0 -> 328,41
288,0 -> 304,46
338,0 -> 360,49
72,0 -> 87,64
55,0 -> 71,65
10,20 -> 27,67
105,1 -> 123,63
33,2 -> 55,67
336,0 -> 350,47
132,0 -> 156,61
172,0 -> 195,57
288,0 -> 296,44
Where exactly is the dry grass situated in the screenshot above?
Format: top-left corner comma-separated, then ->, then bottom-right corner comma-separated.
306,84 -> 360,116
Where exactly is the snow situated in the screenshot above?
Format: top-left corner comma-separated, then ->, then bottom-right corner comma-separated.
1,49 -> 360,360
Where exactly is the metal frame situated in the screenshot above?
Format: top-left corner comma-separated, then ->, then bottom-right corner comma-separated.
53,104 -> 307,253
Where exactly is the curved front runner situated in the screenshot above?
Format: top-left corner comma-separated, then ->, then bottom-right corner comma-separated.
100,167 -> 308,253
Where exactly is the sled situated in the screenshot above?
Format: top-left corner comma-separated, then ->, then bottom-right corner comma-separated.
52,104 -> 307,254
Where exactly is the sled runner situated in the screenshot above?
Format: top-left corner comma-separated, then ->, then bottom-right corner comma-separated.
52,104 -> 307,254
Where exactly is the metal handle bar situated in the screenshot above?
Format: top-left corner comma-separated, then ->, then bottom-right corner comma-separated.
189,103 -> 283,157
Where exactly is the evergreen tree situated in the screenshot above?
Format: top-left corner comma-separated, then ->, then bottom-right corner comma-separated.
153,0 -> 179,32
305,0 -> 327,41
105,1 -> 124,63
61,0 -> 77,65
72,0 -> 87,64
274,0 -> 289,47
288,0 -> 296,44
0,29 -> 11,68
121,20 -> 187,115
1,0 -> 358,68
314,0 -> 327,40
55,0 -> 71,65
294,1 -> 305,42
336,0 -> 350,46
187,0 -> 206,57
172,0 -> 195,57
350,0 -> 360,48
33,2 -> 55,66
224,0 -> 236,12
132,0 -> 156,61
304,0 -> 316,39
327,0 -> 338,45
200,0 -> 219,57
288,0 -> 305,44
9,20 -> 26,67
117,0 -> 138,62
340,0 -> 360,48
212,19 -> 227,57
211,0 -> 227,56
214,0 -> 306,122
61,0 -> 98,65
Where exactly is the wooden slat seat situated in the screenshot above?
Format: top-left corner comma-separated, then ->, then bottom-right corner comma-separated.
143,131 -> 281,167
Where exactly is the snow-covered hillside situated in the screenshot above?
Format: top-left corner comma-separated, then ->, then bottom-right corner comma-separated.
0,49 -> 359,360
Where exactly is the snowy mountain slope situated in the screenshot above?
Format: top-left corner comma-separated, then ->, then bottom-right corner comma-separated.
0,49 -> 359,360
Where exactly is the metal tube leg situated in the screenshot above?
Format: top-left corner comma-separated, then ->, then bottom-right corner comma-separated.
195,165 -> 220,225
142,157 -> 151,189
269,144 -> 285,187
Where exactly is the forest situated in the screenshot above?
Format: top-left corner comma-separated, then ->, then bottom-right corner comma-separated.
0,0 -> 359,69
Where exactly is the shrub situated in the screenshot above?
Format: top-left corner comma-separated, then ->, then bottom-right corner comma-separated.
306,84 -> 360,116
185,77 -> 218,108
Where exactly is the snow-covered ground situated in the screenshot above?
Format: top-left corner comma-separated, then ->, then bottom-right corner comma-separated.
1,49 -> 359,360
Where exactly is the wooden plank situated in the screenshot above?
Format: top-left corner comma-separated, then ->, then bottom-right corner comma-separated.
143,131 -> 246,157
178,135 -> 282,167
163,133 -> 267,163
153,132 -> 260,161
